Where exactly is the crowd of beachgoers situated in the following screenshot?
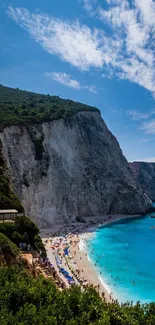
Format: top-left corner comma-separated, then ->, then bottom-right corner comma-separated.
43,233 -> 93,289
41,214 -> 141,302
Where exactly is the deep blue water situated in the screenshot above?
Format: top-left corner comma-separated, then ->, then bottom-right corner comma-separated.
88,211 -> 155,303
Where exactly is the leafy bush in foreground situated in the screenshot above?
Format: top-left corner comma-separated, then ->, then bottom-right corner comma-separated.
0,266 -> 155,325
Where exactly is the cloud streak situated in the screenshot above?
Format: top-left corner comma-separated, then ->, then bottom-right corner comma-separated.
127,110 -> 150,121
83,0 -> 155,94
7,3 -> 155,94
127,110 -> 155,136
141,120 -> 155,134
45,72 -> 97,93
7,6 -> 105,71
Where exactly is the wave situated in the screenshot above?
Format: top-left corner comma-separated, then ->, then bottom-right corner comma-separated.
98,275 -> 112,294
81,236 -> 114,298
87,254 -> 92,263
79,239 -> 86,251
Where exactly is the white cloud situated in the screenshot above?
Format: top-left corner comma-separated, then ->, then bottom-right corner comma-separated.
138,138 -> 155,144
82,0 -> 94,12
45,72 -> 97,93
134,0 -> 155,26
7,6 -> 105,71
127,110 -> 149,120
83,0 -> 155,95
45,72 -> 81,89
140,120 -> 155,134
127,110 -> 155,137
84,84 -> 97,93
7,3 -> 155,95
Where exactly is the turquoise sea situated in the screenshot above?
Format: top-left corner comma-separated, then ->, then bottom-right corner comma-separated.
88,210 -> 155,304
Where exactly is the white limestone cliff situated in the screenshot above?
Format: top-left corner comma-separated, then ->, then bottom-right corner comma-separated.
0,111 -> 152,227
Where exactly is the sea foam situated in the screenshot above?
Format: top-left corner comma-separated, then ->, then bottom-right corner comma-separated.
98,275 -> 111,295
79,239 -> 86,251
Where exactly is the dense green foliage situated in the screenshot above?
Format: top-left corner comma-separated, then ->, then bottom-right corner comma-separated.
0,141 -> 23,212
0,216 -> 46,257
0,266 -> 155,325
0,233 -> 19,265
0,85 -> 99,130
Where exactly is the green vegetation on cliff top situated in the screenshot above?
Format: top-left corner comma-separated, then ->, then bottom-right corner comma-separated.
0,85 -> 99,130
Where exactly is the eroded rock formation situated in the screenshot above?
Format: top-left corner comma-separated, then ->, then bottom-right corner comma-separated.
0,111 -> 152,227
130,162 -> 155,201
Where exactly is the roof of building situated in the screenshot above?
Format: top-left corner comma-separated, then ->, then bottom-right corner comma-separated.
0,209 -> 18,214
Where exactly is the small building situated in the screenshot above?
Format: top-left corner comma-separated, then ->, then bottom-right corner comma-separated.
0,209 -> 18,222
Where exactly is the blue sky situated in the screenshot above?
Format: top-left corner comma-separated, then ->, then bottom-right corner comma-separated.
0,0 -> 155,162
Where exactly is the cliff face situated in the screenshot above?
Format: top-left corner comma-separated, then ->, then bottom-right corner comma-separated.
129,162 -> 155,201
0,111 -> 152,227
0,140 -> 23,212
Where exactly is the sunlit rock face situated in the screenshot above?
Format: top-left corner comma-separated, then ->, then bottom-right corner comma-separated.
0,111 -> 152,227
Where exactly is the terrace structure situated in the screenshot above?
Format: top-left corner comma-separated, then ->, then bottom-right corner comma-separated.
0,209 -> 18,222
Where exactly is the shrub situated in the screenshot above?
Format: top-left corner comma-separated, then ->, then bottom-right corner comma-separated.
0,216 -> 46,257
1,266 -> 155,324
0,233 -> 19,265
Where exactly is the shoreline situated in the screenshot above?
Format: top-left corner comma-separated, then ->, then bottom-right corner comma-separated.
75,214 -> 142,301
41,213 -> 143,302
72,232 -> 113,301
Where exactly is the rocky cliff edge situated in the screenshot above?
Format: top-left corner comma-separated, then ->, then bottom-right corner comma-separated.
0,111 -> 153,227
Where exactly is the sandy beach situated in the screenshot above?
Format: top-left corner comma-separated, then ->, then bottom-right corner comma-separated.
69,232 -> 112,301
41,214 -> 141,301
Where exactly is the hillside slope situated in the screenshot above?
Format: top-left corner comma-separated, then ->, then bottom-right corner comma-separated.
129,162 -> 155,201
0,85 -> 99,131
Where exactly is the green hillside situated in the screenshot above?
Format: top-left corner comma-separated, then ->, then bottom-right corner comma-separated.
0,85 -> 99,131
